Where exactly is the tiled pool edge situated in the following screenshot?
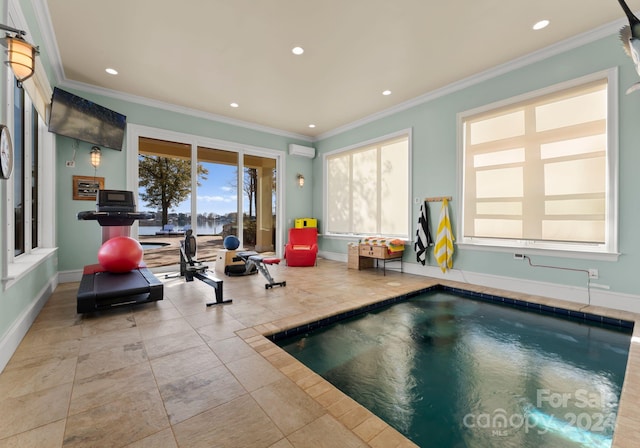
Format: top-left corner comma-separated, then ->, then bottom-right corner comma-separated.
237,280 -> 640,448
443,285 -> 635,330
268,284 -> 634,342
240,331 -> 420,447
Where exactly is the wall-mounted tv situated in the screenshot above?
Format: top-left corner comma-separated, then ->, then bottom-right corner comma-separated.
48,87 -> 127,150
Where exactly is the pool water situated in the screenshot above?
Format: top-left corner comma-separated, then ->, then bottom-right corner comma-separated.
277,291 -> 631,448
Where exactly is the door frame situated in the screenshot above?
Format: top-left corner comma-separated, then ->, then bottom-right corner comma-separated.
126,123 -> 286,258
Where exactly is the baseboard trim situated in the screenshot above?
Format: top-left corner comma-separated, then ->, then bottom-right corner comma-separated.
57,269 -> 83,284
0,275 -> 58,373
319,250 -> 640,314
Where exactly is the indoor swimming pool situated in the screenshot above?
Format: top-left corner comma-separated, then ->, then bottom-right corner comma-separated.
276,289 -> 632,447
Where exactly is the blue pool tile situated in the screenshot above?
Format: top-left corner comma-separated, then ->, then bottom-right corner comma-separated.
540,304 -> 554,314
602,316 -> 619,326
270,286 -> 634,342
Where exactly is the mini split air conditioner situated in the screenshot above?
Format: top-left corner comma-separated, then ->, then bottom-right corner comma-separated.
288,144 -> 316,158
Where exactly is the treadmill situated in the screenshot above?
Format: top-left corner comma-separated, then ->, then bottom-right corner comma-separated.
76,190 -> 163,314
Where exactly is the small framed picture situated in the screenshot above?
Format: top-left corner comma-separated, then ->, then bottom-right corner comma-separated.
73,175 -> 104,201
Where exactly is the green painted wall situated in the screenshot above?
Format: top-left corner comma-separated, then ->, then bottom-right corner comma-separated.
55,92 -> 315,271
314,34 -> 640,297
5,0 -> 640,366
0,0 -> 59,365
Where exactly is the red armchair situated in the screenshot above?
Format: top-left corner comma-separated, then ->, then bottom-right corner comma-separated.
284,228 -> 318,266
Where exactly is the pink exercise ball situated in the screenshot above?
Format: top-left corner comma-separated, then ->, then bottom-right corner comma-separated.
98,236 -> 143,273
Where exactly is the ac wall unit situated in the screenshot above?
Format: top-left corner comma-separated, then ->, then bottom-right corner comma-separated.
288,144 -> 316,158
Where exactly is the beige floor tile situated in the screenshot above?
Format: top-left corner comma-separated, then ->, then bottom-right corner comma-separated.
5,337 -> 80,372
123,428 -> 178,448
268,439 -> 295,448
251,377 -> 325,435
193,317 -> 247,343
0,383 -> 72,439
0,420 -> 66,448
159,365 -> 246,424
75,340 -> 148,380
150,344 -> 222,385
28,310 -> 81,334
369,426 -> 418,448
69,361 -> 156,415
208,335 -> 258,363
63,388 -> 169,448
0,356 -> 76,399
143,328 -> 206,360
137,316 -> 194,340
172,394 -> 283,448
79,311 -> 136,337
338,405 -> 374,430
1,259 -> 638,447
78,326 -> 142,356
132,305 -> 183,327
125,429 -> 178,448
287,414 -> 368,448
14,324 -> 82,351
226,353 -> 286,392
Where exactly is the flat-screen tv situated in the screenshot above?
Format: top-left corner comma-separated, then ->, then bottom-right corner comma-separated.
48,87 -> 126,150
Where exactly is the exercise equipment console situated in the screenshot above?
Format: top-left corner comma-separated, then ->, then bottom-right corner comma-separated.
77,190 -> 163,314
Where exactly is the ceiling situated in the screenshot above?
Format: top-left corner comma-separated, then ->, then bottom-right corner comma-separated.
42,0 -> 631,139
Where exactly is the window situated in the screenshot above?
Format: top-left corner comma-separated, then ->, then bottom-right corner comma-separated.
325,131 -> 410,239
459,72 -> 617,256
8,80 -> 42,257
2,3 -> 55,290
31,106 -> 39,249
13,79 -> 25,256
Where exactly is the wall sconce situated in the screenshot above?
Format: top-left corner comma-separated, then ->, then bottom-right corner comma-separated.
90,146 -> 101,168
0,24 -> 39,83
297,173 -> 305,188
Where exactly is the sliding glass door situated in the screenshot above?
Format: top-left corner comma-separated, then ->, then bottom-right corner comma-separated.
243,154 -> 277,253
136,135 -> 279,268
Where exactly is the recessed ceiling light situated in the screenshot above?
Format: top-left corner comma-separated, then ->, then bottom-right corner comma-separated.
105,68 -> 118,75
308,124 -> 316,128
533,20 -> 549,31
292,46 -> 304,55
230,102 -> 239,108
382,90 -> 392,96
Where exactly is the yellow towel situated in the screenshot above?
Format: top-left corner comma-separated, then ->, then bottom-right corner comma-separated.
434,198 -> 454,272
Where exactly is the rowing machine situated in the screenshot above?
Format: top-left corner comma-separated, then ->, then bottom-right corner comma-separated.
172,229 -> 232,306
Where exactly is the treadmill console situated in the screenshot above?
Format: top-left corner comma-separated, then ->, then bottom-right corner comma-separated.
78,189 -> 153,226
97,189 -> 136,212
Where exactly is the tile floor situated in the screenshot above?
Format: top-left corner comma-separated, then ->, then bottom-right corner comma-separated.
0,259 -> 638,447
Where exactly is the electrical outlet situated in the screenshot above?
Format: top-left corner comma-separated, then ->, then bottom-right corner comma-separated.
513,253 -> 525,260
66,160 -> 75,168
588,268 -> 599,279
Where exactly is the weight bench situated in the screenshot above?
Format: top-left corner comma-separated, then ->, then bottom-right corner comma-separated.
171,229 -> 232,306
236,251 -> 286,289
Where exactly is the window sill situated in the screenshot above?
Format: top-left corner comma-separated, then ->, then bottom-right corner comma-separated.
3,248 -> 58,291
457,242 -> 619,262
322,234 -> 410,242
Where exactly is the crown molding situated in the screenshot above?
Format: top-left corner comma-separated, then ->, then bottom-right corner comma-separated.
58,78 -> 313,142
27,0 -> 627,144
314,17 -> 627,142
